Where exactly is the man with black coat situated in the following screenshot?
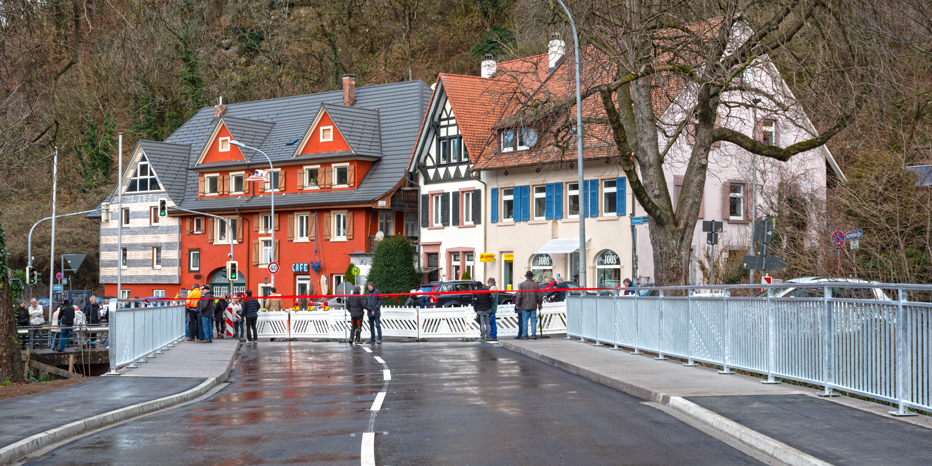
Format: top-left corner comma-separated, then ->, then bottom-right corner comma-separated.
473,282 -> 493,341
365,282 -> 383,344
242,290 -> 261,342
17,301 -> 29,326
196,286 -> 215,342
55,299 -> 76,352
346,286 -> 366,345
84,296 -> 102,348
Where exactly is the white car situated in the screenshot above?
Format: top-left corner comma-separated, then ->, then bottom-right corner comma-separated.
763,277 -> 892,300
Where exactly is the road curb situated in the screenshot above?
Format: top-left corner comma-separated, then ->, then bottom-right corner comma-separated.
0,342 -> 241,465
500,341 -> 831,466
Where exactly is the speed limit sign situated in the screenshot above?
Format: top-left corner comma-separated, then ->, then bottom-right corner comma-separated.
268,262 -> 280,274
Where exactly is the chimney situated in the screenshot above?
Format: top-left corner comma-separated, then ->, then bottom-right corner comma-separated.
214,96 -> 227,117
342,74 -> 356,106
481,54 -> 497,78
548,32 -> 565,73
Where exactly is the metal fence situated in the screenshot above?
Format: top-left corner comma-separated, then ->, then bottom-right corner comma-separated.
566,284 -> 932,415
109,305 -> 185,372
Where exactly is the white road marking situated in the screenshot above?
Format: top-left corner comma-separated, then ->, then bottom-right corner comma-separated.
383,369 -> 391,381
371,392 -> 386,411
363,347 -> 372,353
374,356 -> 385,364
361,432 -> 375,466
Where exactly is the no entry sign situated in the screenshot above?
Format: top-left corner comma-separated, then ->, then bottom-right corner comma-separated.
832,230 -> 845,248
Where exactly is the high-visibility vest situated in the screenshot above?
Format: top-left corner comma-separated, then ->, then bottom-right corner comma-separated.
186,289 -> 201,308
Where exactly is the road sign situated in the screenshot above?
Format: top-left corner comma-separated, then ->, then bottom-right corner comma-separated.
763,276 -> 772,285
846,230 -> 863,240
631,216 -> 649,225
352,266 -> 360,275
742,255 -> 764,270
706,232 -> 719,245
268,262 -> 280,274
62,254 -> 86,273
55,272 -> 63,280
62,278 -> 68,285
52,284 -> 63,291
832,230 -> 845,248
702,220 -> 723,233
764,256 -> 788,271
850,239 -> 859,250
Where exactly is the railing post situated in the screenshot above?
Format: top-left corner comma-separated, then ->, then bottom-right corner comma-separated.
564,299 -> 574,340
631,289 -> 641,354
611,296 -> 619,350
107,308 -> 119,375
818,286 -> 837,396
580,297 -> 587,342
655,290 -> 667,360
890,287 -> 917,416
684,288 -> 697,366
763,287 -> 780,384
718,289 -> 734,374
127,309 -> 138,368
593,297 -> 602,346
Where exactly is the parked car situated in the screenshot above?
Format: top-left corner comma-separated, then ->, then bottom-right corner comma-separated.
758,277 -> 892,300
421,281 -> 514,307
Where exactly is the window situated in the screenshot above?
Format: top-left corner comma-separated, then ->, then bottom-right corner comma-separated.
189,249 -> 200,272
153,290 -> 166,298
304,167 -> 319,188
463,191 -> 473,224
334,213 -> 347,239
379,211 -> 393,235
297,214 -> 309,240
120,290 -> 130,300
567,183 -> 580,217
264,170 -> 281,193
122,208 -> 131,226
530,254 -> 553,283
761,119 -> 777,146
219,137 -> 230,152
152,247 -> 162,268
217,218 -> 238,243
150,206 -> 160,225
320,126 -> 333,142
432,194 -> 443,226
126,155 -> 161,193
262,214 -> 273,233
205,175 -> 219,195
596,250 -> 621,289
121,248 -> 128,269
743,68 -> 755,84
405,214 -> 418,237
534,186 -> 547,220
603,179 -> 617,216
230,173 -> 244,194
261,239 -> 274,264
500,128 -> 537,152
193,217 -> 202,234
465,252 -> 474,278
729,183 -> 745,220
334,164 -> 349,187
502,188 -> 514,221
451,252 -> 461,279
440,137 -> 465,164
332,274 -> 344,289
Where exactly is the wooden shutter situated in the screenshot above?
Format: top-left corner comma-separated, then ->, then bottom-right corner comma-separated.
347,165 -> 355,187
207,218 -> 215,244
441,193 -> 450,226
309,213 -> 317,240
274,240 -> 280,262
553,183 -> 563,219
346,212 -> 354,240
253,214 -> 260,232
221,175 -> 230,195
722,181 -> 731,221
452,193 -> 459,226
243,179 -> 250,194
421,194 -> 429,227
252,241 -> 259,265
236,217 -> 244,243
287,214 -> 295,241
545,183 -> 554,220
490,188 -> 498,223
186,218 -> 192,235
297,169 -> 305,189
616,177 -> 627,217
277,171 -> 285,192
198,177 -> 205,196
320,167 -> 332,189
324,213 -> 331,240
472,189 -> 482,225
274,213 -> 280,231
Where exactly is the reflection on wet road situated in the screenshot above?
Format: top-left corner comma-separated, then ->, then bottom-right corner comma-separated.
26,342 -> 762,465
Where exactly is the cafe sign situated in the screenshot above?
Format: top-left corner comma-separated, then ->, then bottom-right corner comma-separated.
292,262 -> 310,273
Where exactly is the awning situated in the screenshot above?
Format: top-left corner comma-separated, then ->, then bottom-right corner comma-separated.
534,238 -> 591,255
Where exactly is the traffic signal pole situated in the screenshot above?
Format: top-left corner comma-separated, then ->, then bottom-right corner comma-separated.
168,204 -> 237,294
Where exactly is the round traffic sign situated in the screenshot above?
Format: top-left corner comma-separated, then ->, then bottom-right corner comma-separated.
268,262 -> 280,274
352,266 -> 360,275
832,230 -> 845,248
55,272 -> 63,280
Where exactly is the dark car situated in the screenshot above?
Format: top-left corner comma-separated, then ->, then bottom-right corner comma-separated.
421,281 -> 514,308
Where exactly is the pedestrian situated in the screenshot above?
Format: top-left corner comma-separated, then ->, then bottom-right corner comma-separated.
196,285 -> 214,343
28,298 -> 44,349
73,305 -> 87,348
404,288 -> 417,307
16,300 -> 29,327
214,294 -> 228,339
516,271 -> 543,340
487,278 -> 499,341
264,287 -> 283,311
621,278 -> 635,295
552,275 -> 566,302
231,295 -> 245,341
84,296 -> 101,348
185,283 -> 201,341
473,281 -> 493,341
365,282 -> 383,344
243,290 -> 261,342
346,286 -> 365,345
55,299 -> 76,352
541,276 -> 557,302
49,304 -> 61,349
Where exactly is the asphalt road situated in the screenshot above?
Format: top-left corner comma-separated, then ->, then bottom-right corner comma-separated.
24,342 -> 763,465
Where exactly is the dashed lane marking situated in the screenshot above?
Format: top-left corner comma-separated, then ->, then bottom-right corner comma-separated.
363,347 -> 372,353
361,432 -> 375,466
383,370 -> 391,381
371,392 -> 386,411
374,356 -> 385,364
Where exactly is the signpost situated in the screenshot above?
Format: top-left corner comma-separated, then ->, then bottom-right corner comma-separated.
631,216 -> 649,225
742,219 -> 787,275
847,230 -> 863,277
832,230 -> 845,276
702,221 -> 723,284
268,262 -> 280,274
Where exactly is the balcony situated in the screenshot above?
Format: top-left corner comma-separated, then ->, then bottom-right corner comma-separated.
390,188 -> 419,212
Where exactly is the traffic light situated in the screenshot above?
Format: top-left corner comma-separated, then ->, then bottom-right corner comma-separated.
226,261 -> 239,281
158,198 -> 168,217
26,266 -> 36,285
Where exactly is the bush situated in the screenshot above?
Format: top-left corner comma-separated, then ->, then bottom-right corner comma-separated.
367,236 -> 420,307
343,262 -> 357,285
461,269 -> 471,280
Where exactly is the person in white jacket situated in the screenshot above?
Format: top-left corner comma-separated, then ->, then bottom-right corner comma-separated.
27,298 -> 44,348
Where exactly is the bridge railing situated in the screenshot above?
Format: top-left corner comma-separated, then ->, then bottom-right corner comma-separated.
566,283 -> 932,415
109,305 -> 185,372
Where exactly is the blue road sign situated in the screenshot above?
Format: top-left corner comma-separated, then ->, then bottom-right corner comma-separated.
631,216 -> 649,225
52,284 -> 63,291
846,230 -> 863,240
832,230 -> 845,248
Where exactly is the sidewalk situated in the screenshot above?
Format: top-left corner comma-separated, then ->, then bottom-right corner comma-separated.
0,339 -> 239,465
502,337 -> 932,466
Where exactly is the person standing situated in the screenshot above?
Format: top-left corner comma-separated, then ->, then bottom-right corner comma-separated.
487,278 -> 499,341
243,290 -> 261,342
231,295 -> 245,341
516,271 -> 542,340
473,281 -> 493,341
264,287 -> 283,312
28,298 -> 44,349
185,283 -> 201,341
214,294 -> 228,339
55,299 -> 76,352
365,282 -> 383,344
16,300 -> 29,327
196,286 -> 215,343
346,286 -> 365,345
84,296 -> 101,348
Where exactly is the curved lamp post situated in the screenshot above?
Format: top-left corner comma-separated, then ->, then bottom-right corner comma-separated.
230,140 -> 275,287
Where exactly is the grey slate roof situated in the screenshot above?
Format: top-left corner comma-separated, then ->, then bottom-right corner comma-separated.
159,80 -> 431,213
139,141 -> 193,203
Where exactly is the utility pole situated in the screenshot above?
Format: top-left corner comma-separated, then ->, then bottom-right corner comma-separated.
48,149 -> 57,310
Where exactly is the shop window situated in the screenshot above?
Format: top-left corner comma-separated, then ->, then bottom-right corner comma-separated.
596,250 -> 621,289
530,254 -> 553,283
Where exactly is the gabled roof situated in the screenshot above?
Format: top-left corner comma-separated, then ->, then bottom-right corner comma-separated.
321,104 -> 383,157
138,141 -> 192,203
221,116 -> 275,152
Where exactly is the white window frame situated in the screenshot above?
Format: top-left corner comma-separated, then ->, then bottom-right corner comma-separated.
152,247 -> 162,269
122,208 -> 131,227
333,212 -> 347,241
332,274 -> 344,289
729,183 -> 745,221
190,250 -> 200,271
463,191 -> 473,225
567,182 -> 580,218
264,169 -> 281,193
432,194 -> 443,227
216,217 -> 238,244
229,171 -> 245,194
204,174 -> 219,196
451,252 -> 461,279
500,128 -> 535,152
333,163 -> 350,187
303,165 -> 320,189
153,289 -> 166,298
121,248 -> 128,269
150,206 -> 160,225
297,214 -> 309,241
533,185 -> 547,220
320,125 -> 333,142
218,137 -> 230,152
126,155 -> 161,193
502,188 -> 515,222
193,217 -> 203,234
120,290 -> 130,300
261,239 -> 274,265
761,119 -> 777,146
603,179 -> 617,216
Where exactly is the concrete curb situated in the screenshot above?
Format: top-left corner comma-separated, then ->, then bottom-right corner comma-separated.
500,341 -> 831,466
0,342 -> 241,465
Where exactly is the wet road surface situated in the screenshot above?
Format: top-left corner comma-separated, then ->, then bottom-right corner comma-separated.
24,342 -> 763,465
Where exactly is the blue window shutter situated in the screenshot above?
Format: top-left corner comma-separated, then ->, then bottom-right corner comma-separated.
588,179 -> 599,218
491,188 -> 499,223
521,185 -> 531,222
581,180 -> 589,217
616,177 -> 626,216
554,182 -> 563,219
545,183 -> 554,220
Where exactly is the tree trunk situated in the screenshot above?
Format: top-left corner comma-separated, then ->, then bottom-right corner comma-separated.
647,220 -> 692,287
0,212 -> 25,383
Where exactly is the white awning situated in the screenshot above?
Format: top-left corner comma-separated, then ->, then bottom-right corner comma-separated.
534,238 -> 591,255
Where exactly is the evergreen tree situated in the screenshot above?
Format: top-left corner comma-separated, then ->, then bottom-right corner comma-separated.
343,262 -> 357,285
367,236 -> 419,306
461,269 -> 471,280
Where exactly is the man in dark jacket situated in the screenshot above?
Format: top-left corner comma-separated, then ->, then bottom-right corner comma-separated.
473,282 -> 493,341
83,296 -> 102,348
17,301 -> 29,326
346,286 -> 366,345
214,295 -> 228,339
365,282 -> 383,344
243,290 -> 261,342
196,286 -> 214,342
516,271 -> 542,339
56,299 -> 76,352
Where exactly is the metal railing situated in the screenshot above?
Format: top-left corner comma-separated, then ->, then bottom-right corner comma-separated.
566,283 -> 932,415
109,305 -> 185,372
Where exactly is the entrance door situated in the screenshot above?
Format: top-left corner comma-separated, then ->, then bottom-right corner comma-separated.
502,252 -> 513,291
427,253 -> 439,282
295,276 -> 311,310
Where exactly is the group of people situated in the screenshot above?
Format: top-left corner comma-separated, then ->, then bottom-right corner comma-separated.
15,296 -> 103,352
473,271 -> 546,341
184,284 -> 266,343
345,282 -> 384,345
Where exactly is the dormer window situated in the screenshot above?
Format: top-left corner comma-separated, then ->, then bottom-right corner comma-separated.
500,128 -> 537,152
126,155 -> 161,193
218,137 -> 230,152
320,126 -> 333,142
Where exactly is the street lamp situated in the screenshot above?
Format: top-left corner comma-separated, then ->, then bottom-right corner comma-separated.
230,140 -> 275,287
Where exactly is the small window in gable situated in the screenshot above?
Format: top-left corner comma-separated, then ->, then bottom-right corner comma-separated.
500,128 -> 537,152
219,137 -> 230,152
126,155 -> 161,193
320,126 -> 333,142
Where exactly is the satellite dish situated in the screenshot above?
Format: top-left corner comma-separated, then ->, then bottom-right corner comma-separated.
375,231 -> 385,242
